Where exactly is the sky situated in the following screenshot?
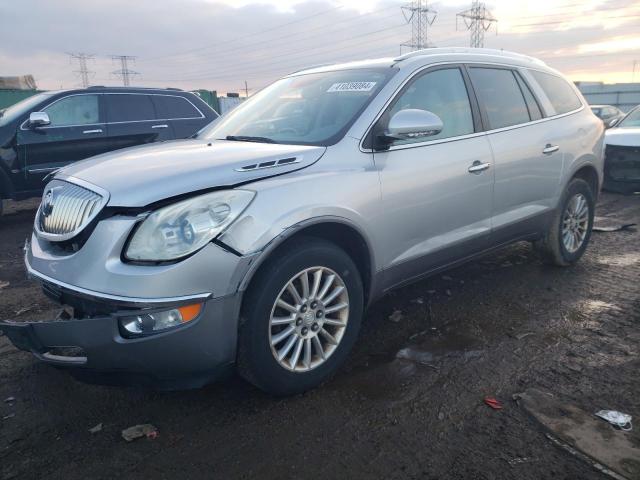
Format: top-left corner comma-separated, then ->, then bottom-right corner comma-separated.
1,0 -> 639,94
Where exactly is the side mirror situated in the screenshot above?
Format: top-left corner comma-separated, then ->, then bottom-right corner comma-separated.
607,117 -> 619,128
29,111 -> 50,128
376,109 -> 443,149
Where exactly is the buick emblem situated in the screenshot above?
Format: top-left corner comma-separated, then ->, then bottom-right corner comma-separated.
41,188 -> 59,217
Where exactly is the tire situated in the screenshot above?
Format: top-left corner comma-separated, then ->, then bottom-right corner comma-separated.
534,178 -> 595,266
237,238 -> 364,396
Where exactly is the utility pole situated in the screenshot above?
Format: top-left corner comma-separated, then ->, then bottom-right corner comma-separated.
69,53 -> 94,88
111,55 -> 139,86
244,80 -> 249,98
400,0 -> 437,52
457,0 -> 497,48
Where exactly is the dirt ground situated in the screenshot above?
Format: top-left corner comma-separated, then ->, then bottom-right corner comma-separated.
0,194 -> 638,480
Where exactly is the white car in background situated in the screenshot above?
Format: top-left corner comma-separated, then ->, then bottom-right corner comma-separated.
603,105 -> 640,194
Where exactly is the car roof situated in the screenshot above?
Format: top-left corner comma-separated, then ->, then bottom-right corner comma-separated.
289,48 -> 554,77
590,105 -> 614,108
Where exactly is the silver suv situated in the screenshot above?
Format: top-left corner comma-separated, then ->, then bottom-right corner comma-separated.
1,48 -> 604,395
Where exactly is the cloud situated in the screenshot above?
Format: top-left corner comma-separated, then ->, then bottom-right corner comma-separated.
1,0 -> 638,92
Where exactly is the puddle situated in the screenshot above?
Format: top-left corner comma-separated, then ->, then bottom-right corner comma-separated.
396,332 -> 484,367
338,330 -> 485,401
582,300 -> 618,314
597,252 -> 640,267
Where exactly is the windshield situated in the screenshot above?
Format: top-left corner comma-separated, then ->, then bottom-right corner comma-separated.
619,107 -> 640,128
198,67 -> 396,146
590,107 -> 602,117
0,92 -> 54,127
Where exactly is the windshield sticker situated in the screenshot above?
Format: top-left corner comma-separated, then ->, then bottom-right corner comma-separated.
327,82 -> 377,93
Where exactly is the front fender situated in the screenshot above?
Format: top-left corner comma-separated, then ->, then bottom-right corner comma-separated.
224,214 -> 378,294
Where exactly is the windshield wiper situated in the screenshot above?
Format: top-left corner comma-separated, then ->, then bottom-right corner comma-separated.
224,135 -> 277,144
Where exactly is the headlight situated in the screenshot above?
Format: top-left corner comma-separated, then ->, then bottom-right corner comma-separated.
125,190 -> 254,261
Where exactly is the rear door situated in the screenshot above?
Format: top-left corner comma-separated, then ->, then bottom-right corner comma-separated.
17,93 -> 109,190
373,65 -> 495,289
104,93 -> 174,151
151,94 -> 207,138
467,65 -> 563,243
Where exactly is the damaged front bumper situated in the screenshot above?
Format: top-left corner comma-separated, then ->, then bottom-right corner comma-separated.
0,243 -> 244,389
0,292 -> 241,389
603,144 -> 640,194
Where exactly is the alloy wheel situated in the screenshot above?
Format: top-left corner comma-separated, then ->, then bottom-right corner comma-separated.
269,266 -> 349,372
561,193 -> 589,253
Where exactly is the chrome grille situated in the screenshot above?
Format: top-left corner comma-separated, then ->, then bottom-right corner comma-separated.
36,180 -> 107,241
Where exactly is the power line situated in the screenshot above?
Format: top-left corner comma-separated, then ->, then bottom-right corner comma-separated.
456,0 -> 498,48
148,23 -> 407,83
144,5 -> 400,68
510,13 -> 640,28
401,1 -> 437,51
111,55 -> 139,86
144,28 -> 406,84
68,53 -> 94,88
139,4 -> 344,63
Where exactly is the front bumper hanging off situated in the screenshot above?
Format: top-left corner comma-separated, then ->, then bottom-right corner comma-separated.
0,291 -> 242,389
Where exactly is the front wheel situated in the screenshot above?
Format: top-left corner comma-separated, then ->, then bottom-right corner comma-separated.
534,178 -> 595,266
237,238 -> 363,396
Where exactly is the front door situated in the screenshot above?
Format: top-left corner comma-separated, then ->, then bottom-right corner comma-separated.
17,93 -> 109,190
372,66 -> 495,290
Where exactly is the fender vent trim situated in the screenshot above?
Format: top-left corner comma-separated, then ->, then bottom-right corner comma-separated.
235,157 -> 300,172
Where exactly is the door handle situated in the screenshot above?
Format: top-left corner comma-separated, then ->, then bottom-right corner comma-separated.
151,124 -> 169,129
468,161 -> 491,174
542,144 -> 560,155
83,129 -> 103,134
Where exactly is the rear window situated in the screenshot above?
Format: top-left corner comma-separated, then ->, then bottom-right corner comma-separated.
152,95 -> 202,119
529,70 -> 582,115
468,67 -> 531,129
106,94 -> 156,122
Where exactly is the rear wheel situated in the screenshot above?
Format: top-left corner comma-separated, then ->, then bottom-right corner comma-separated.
534,178 -> 594,266
237,238 -> 363,396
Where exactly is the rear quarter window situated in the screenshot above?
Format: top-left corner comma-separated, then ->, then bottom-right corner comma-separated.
529,70 -> 582,115
152,95 -> 203,120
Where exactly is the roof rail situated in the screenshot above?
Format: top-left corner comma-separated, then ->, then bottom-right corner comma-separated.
86,85 -> 184,91
394,47 -> 545,66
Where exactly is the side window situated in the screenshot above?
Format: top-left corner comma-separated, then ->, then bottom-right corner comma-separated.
43,95 -> 99,127
388,68 -> 474,144
515,73 -> 542,121
468,68 -> 530,129
152,95 -> 202,119
106,94 -> 156,122
529,70 -> 582,115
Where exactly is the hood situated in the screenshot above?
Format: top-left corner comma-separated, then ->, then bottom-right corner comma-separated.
57,139 -> 326,207
605,127 -> 640,147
